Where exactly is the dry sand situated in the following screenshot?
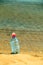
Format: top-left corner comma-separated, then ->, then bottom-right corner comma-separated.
0,53 -> 43,65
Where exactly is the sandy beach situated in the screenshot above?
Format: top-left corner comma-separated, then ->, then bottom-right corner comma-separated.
0,54 -> 43,65
0,2 -> 43,65
0,29 -> 43,65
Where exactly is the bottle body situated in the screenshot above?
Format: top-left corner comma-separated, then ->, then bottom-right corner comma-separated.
10,38 -> 20,53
